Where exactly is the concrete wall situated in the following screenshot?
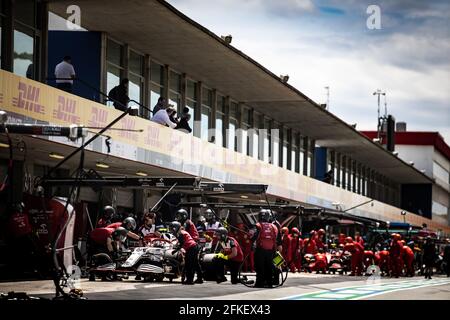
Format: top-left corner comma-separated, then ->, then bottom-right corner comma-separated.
396,144 -> 450,225
396,145 -> 434,177
433,147 -> 450,192
432,184 -> 450,226
432,148 -> 449,225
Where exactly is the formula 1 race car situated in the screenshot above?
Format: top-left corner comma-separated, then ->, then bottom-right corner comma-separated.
302,254 -> 316,273
88,250 -> 131,281
328,251 -> 351,275
89,232 -> 183,282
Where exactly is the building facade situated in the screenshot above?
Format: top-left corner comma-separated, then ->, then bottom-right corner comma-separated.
362,129 -> 450,230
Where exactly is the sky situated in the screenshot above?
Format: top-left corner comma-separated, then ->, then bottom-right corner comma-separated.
167,0 -> 450,143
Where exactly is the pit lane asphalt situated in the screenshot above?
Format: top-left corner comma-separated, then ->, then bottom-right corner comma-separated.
1,273 -> 449,300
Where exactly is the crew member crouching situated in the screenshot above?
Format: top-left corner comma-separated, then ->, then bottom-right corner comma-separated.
90,217 -> 140,254
96,205 -> 116,228
313,248 -> 328,273
90,226 -> 128,258
106,217 -> 141,241
401,240 -> 415,277
213,227 -> 244,284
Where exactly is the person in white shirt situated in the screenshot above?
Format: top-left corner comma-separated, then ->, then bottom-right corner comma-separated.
151,106 -> 178,128
55,56 -> 76,93
138,212 -> 160,237
205,211 -> 222,230
206,220 -> 222,230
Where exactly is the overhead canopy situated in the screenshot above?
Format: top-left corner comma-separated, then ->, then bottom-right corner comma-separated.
303,207 -> 389,228
48,0 -> 432,184
42,176 -> 268,194
178,201 -> 387,228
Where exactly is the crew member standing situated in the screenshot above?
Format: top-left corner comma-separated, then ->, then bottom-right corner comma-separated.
354,238 -> 365,262
344,237 -> 364,276
252,209 -> 278,288
272,220 -> 283,253
316,229 -> 326,250
303,230 -> 318,255
443,239 -> 450,277
338,233 -> 347,245
169,221 -> 201,285
272,219 -> 283,285
213,227 -> 244,284
389,233 -> 403,278
355,232 -> 365,247
176,209 -> 199,242
355,232 -> 364,246
175,208 -> 202,283
423,236 -> 436,280
289,228 -> 303,273
238,223 -> 254,272
281,227 -> 291,271
401,241 -> 415,277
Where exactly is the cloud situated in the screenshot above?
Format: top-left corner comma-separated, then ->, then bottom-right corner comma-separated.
168,0 -> 315,14
237,0 -> 316,12
267,0 -> 315,13
366,32 -> 450,71
166,0 -> 450,142
381,0 -> 450,17
405,8 -> 450,19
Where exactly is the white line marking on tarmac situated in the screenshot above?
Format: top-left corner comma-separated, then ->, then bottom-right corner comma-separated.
354,280 -> 450,300
281,278 -> 450,300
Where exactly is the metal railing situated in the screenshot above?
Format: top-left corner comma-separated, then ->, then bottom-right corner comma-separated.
47,77 -> 153,116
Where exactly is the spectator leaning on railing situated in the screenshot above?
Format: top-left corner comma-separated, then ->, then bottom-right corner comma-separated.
151,106 -> 178,128
169,108 -> 180,126
175,107 -> 192,133
108,78 -> 130,111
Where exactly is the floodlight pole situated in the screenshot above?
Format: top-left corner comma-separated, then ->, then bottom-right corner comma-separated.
373,89 -> 386,140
